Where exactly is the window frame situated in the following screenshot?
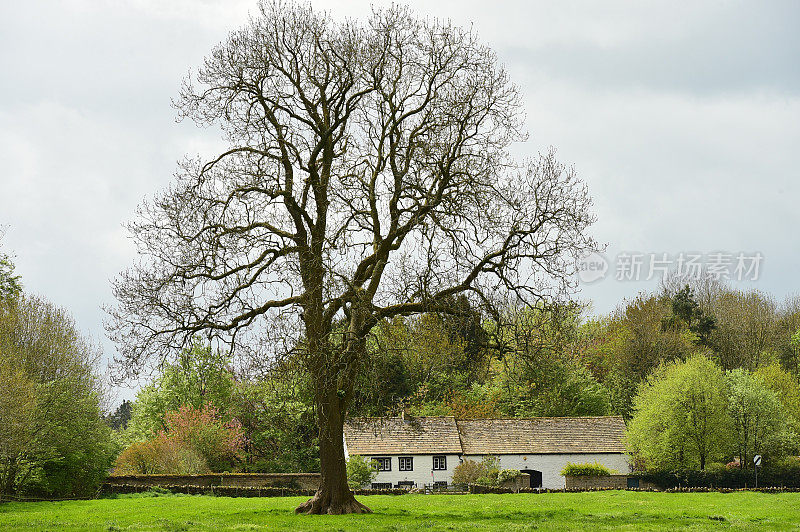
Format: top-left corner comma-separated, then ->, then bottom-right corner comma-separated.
398,456 -> 414,471
432,455 -> 447,470
372,456 -> 392,471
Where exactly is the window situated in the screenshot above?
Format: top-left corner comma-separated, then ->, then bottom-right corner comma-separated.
432,455 -> 447,470
371,482 -> 392,490
399,456 -> 413,471
372,457 -> 391,471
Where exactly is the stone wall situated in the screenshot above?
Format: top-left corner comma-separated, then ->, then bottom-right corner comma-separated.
565,475 -> 657,490
105,473 -> 321,491
500,473 -> 530,492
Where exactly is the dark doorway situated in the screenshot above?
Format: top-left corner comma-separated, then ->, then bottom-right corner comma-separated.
521,469 -> 543,488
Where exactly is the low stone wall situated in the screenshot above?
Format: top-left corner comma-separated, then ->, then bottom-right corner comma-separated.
565,475 -> 657,490
105,473 -> 321,491
500,474 -> 530,492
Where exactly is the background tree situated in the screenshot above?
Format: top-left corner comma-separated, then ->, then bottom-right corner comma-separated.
627,355 -> 730,470
0,295 -> 113,498
345,455 -> 377,490
754,362 -> 800,436
124,340 -> 235,442
497,305 -> 611,417
710,290 -> 778,371
115,403 -> 245,474
232,378 -> 319,473
0,359 -> 36,497
0,233 -> 22,304
107,1 -> 596,514
726,368 -> 795,468
661,285 -> 717,347
106,400 -> 133,431
579,294 -> 695,419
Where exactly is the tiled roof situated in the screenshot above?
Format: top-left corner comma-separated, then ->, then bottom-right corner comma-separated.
344,416 -> 462,455
456,417 -> 627,455
344,416 -> 627,456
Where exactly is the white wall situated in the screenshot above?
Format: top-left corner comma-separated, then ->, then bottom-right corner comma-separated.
344,440 -> 630,489
463,453 -> 631,489
358,454 -> 461,488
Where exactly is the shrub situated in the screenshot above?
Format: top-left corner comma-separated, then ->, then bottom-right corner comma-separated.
452,459 -> 485,487
453,456 -> 520,487
114,403 -> 245,474
113,441 -> 160,475
497,469 -> 522,484
561,462 -> 616,476
162,404 -> 245,472
345,455 -> 378,489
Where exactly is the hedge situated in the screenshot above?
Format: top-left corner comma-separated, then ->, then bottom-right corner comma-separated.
101,484 -> 410,497
636,467 -> 800,489
468,484 -> 800,494
560,462 -> 616,477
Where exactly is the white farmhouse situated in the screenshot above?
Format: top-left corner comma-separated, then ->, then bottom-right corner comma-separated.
343,415 -> 629,489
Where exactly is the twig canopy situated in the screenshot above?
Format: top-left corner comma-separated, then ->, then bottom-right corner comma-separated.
107,1 -> 597,514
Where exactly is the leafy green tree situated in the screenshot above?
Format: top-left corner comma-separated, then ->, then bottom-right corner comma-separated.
125,339 -> 235,442
106,400 -> 133,431
710,289 -> 778,371
497,305 -> 611,417
436,295 -> 491,382
587,294 -> 697,419
661,285 -> 717,347
0,296 -> 113,497
500,355 -> 611,417
627,355 -> 730,470
351,350 -> 413,417
352,311 -> 481,417
345,455 -> 378,489
787,327 -> 800,379
726,368 -> 796,468
0,360 -> 36,494
232,379 -> 319,473
754,363 -> 800,435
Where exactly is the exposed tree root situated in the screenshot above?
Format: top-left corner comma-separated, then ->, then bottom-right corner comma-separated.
295,490 -> 372,515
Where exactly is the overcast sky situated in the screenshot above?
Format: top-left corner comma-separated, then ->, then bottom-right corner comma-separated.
2,1 -> 798,400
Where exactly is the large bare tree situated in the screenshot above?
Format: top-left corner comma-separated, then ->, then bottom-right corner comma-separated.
108,1 -> 597,514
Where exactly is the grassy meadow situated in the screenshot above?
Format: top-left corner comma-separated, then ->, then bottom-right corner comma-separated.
2,491 -> 800,531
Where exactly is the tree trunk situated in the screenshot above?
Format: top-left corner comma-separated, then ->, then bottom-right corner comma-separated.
1,458 -> 17,497
295,392 -> 371,515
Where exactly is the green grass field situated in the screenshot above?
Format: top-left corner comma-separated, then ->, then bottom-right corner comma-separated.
1,491 -> 799,531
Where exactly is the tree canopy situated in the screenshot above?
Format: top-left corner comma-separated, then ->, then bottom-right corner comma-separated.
107,1 -> 596,514
0,295 -> 113,498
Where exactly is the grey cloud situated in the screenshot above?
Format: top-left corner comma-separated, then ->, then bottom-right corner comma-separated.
501,2 -> 800,96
